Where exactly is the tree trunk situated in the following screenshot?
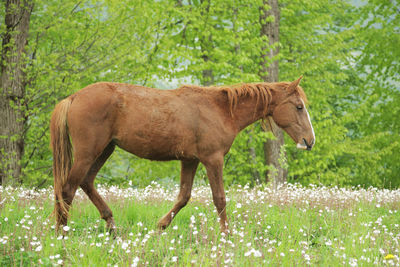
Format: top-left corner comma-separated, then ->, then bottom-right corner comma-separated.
0,0 -> 33,185
259,0 -> 287,188
233,7 -> 261,183
245,128 -> 261,183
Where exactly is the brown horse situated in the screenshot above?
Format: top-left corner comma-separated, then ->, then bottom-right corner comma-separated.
50,76 -> 315,234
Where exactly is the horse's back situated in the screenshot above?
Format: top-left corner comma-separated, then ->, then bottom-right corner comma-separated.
66,82 -> 233,161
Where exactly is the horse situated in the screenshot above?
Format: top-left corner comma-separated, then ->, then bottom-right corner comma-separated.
50,76 -> 315,234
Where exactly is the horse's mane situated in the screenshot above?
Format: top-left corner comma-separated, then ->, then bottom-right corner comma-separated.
180,82 -> 307,116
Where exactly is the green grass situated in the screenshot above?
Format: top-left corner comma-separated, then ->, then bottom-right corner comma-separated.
0,184 -> 399,266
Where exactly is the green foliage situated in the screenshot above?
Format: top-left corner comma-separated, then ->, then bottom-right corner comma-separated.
3,0 -> 398,188
224,125 -> 270,185
277,0 -> 400,188
20,0 -> 178,186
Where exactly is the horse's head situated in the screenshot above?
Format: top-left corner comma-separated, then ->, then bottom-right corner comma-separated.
271,76 -> 315,150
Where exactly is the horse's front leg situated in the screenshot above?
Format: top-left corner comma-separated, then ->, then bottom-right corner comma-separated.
202,153 -> 229,233
158,159 -> 199,230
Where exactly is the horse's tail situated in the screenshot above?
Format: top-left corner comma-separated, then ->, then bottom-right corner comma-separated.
50,97 -> 73,222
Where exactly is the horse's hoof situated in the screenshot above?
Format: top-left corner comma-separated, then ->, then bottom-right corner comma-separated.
106,218 -> 117,237
220,226 -> 230,235
157,223 -> 168,230
157,216 -> 170,230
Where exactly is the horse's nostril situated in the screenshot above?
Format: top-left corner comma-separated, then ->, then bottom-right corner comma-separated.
303,138 -> 313,150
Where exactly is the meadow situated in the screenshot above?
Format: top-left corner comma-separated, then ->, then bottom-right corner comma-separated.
1,182 -> 400,266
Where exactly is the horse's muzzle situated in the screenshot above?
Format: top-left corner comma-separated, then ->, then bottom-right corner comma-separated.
297,138 -> 314,150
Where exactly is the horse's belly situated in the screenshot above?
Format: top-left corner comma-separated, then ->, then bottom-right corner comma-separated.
115,135 -> 195,161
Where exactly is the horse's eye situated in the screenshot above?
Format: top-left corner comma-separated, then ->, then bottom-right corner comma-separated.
297,105 -> 303,110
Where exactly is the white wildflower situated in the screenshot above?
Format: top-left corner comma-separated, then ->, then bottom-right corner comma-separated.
132,256 -> 139,267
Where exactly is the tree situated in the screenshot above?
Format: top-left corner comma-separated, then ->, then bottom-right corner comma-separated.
159,0 -> 273,185
0,0 -> 33,185
2,0 -> 397,189
277,0 -> 400,188
259,0 -> 286,187
278,0 -> 358,186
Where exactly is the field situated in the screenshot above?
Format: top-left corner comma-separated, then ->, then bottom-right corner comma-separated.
1,183 -> 400,266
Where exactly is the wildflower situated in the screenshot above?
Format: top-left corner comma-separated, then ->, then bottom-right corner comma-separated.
121,242 -> 129,250
254,250 -> 262,257
132,256 -> 139,267
245,248 -> 262,257
384,254 -> 395,260
35,245 -> 42,252
172,256 -> 178,262
63,225 -> 70,232
349,258 -> 358,267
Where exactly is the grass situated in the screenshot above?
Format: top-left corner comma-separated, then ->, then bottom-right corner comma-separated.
1,183 -> 400,266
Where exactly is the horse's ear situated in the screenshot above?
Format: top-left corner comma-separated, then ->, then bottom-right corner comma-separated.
287,76 -> 303,93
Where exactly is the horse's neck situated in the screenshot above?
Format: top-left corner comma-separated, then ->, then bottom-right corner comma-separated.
231,95 -> 269,131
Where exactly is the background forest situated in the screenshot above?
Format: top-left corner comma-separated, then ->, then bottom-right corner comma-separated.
1,0 -> 399,189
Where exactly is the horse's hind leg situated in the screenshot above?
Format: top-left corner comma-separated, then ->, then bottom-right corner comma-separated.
80,142 -> 116,234
158,159 -> 199,230
56,157 -> 94,230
